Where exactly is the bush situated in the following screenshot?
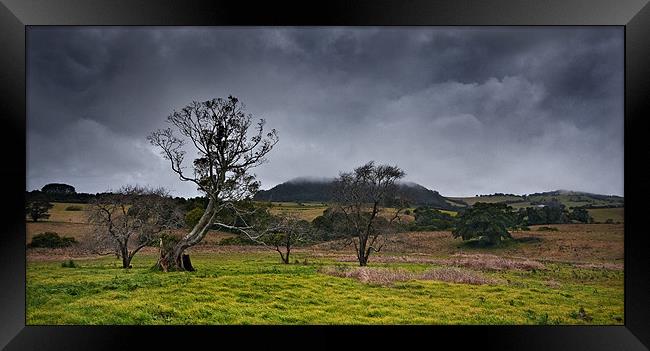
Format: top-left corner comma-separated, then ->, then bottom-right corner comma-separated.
568,208 -> 593,223
29,232 -> 77,248
65,205 -> 83,211
536,226 -> 559,232
61,259 -> 78,268
452,203 -> 515,245
410,207 -> 455,231
184,207 -> 205,228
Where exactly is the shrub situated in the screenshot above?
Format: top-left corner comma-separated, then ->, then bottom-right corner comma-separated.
536,226 -> 559,232
29,232 -> 77,248
453,203 -> 515,245
411,207 -> 455,231
184,207 -> 205,228
64,205 -> 83,211
517,205 -> 570,225
61,259 -> 78,268
568,208 -> 594,223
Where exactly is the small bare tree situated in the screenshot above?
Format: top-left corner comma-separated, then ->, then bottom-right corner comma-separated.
333,161 -> 407,266
148,96 -> 278,271
264,214 -> 312,264
87,186 -> 183,268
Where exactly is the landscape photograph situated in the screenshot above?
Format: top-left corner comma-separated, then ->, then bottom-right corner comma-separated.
26,26 -> 624,325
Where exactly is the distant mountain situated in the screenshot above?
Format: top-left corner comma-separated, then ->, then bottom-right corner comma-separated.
254,178 -> 460,210
255,178 -> 336,203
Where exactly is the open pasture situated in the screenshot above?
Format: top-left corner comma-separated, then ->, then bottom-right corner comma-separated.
27,222 -> 623,325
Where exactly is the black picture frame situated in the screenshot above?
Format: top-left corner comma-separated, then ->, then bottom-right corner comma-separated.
1,1 -> 648,350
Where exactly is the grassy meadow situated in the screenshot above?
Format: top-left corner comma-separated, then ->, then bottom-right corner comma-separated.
27,250 -> 623,325
26,200 -> 624,325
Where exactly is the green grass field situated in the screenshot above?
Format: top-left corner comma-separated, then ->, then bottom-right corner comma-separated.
27,252 -> 623,325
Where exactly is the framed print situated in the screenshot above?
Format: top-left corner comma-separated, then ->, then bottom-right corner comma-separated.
1,0 -> 649,350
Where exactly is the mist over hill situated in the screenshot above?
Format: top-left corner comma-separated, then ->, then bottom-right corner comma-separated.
254,178 -> 460,210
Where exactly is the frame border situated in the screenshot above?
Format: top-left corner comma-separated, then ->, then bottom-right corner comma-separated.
1,1 -> 648,349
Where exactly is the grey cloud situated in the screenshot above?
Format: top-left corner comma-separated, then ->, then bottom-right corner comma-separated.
27,27 -> 624,197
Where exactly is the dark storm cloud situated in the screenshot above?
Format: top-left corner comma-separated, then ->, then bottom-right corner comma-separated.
27,27 -> 624,197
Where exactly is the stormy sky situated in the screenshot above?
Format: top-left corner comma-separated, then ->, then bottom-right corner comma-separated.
27,27 -> 624,198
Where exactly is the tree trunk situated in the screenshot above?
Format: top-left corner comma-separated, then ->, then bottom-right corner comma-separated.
121,247 -> 131,269
277,246 -> 289,264
358,235 -> 368,266
284,237 -> 291,264
359,256 -> 368,266
182,254 -> 195,271
155,245 -> 186,271
154,198 -> 217,272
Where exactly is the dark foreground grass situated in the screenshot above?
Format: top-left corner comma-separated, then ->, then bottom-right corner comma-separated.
27,252 -> 623,325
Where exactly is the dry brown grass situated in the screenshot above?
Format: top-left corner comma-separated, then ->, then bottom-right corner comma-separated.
511,224 -> 624,263
39,202 -> 90,223
332,255 -> 440,264
330,253 -> 544,271
319,266 -> 500,285
419,267 -> 502,285
572,262 -> 624,271
268,204 -> 416,223
269,207 -> 328,221
309,224 -> 623,265
27,214 -> 624,270
26,222 -> 94,242
319,266 -> 413,285
545,280 -> 562,289
439,253 -> 546,271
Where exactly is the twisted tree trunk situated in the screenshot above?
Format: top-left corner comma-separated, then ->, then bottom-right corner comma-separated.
155,198 -> 218,271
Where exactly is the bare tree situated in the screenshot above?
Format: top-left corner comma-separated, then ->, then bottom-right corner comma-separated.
87,186 -> 183,269
332,161 -> 407,266
264,214 -> 312,264
148,96 -> 278,271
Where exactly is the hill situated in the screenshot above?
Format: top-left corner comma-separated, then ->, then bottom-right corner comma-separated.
450,190 -> 624,209
254,178 -> 460,210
